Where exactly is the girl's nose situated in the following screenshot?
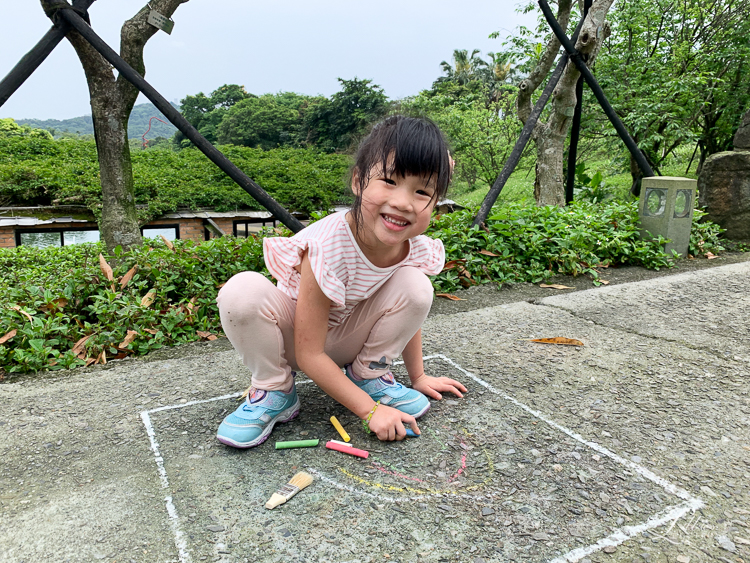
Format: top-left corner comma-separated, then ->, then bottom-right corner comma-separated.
389,188 -> 413,211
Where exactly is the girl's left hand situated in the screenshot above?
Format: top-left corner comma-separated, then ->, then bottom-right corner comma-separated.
411,374 -> 467,401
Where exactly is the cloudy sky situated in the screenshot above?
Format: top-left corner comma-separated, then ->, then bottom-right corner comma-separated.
1,1 -> 537,121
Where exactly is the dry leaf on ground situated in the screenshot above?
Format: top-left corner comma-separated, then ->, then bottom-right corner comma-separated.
599,279 -> 610,285
706,251 -> 718,259
71,334 -> 93,356
11,306 -> 34,322
143,328 -> 158,335
40,298 -> 68,312
441,259 -> 465,272
141,290 -> 157,308
197,331 -> 218,341
98,254 -> 114,281
160,235 -> 175,251
540,284 -> 575,290
0,329 -> 17,345
436,293 -> 466,301
530,337 -> 584,346
118,330 -> 139,348
120,266 -> 138,288
457,267 -> 472,279
478,249 -> 500,257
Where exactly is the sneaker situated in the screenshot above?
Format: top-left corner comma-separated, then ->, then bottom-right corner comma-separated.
216,385 -> 300,448
344,364 -> 430,418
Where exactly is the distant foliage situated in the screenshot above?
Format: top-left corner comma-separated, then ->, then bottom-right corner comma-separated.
176,79 -> 389,153
16,103 -> 179,140
0,118 -> 53,140
588,0 -> 750,173
0,135 -> 352,220
302,78 -> 390,152
216,93 -> 309,149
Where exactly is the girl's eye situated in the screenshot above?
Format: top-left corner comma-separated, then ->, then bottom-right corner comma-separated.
417,189 -> 433,197
383,178 -> 396,185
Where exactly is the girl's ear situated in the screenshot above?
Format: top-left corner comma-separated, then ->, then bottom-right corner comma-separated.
350,168 -> 360,196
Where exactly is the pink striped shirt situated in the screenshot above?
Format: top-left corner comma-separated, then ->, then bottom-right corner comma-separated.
263,210 -> 444,327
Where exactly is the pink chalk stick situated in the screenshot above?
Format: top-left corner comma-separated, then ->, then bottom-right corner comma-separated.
325,440 -> 369,459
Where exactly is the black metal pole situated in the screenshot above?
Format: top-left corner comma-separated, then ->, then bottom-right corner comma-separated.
0,0 -> 95,109
473,19 -> 585,227
565,0 -> 592,205
53,3 -> 305,233
537,0 -> 654,179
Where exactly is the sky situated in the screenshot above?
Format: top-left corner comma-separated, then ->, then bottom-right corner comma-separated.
1,0 -> 537,121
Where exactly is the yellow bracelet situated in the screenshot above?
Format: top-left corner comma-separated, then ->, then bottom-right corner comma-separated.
362,400 -> 380,434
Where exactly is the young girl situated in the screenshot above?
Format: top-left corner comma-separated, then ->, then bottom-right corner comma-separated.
216,115 -> 467,448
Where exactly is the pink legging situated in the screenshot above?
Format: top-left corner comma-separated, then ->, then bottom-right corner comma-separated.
216,266 -> 433,391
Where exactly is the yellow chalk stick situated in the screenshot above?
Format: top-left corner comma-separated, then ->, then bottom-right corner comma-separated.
330,416 -> 350,442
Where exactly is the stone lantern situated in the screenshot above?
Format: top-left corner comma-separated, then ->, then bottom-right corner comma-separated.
638,177 -> 696,257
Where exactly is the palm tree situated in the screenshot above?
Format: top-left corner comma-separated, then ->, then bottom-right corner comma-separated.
438,49 -> 487,85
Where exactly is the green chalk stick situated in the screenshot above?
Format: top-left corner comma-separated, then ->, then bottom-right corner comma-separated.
275,439 -> 319,449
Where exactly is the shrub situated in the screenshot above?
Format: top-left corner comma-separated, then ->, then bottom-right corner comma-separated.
0,200 -> 726,378
0,235 -> 273,378
427,200 -> 723,293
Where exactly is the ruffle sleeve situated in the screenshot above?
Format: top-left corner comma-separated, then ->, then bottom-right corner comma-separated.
263,237 -> 347,307
409,235 -> 446,275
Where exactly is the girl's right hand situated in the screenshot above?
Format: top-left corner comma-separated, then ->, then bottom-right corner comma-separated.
366,404 -> 419,441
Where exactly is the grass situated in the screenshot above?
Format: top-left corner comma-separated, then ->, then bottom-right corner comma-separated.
448,148 -> 701,209
449,165 -> 536,208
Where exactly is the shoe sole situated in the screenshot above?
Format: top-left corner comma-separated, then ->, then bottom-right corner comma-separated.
216,398 -> 301,449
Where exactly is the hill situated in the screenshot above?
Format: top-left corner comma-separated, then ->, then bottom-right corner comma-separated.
17,102 -> 179,139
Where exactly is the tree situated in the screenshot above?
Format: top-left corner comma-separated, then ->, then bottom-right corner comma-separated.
593,0 -> 750,178
0,118 -> 53,140
437,49 -> 487,86
40,0 -> 188,253
216,95 -> 299,149
175,84 -> 249,146
302,78 -> 389,152
403,86 -> 523,189
514,0 -> 615,206
432,48 -> 516,106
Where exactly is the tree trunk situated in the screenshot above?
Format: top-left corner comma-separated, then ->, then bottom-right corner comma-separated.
533,123 -> 567,206
518,0 -> 614,207
41,0 -> 187,253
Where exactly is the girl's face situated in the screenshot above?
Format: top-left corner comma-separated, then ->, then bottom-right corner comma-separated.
351,166 -> 437,261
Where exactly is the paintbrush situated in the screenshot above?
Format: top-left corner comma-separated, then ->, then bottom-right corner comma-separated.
264,471 -> 314,509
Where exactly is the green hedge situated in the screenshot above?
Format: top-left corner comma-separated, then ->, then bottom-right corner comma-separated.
0,136 -> 352,220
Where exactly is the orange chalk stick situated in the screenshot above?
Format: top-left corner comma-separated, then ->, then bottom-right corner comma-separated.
325,440 -> 369,459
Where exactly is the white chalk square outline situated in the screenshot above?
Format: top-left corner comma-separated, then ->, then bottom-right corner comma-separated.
140,354 -> 703,563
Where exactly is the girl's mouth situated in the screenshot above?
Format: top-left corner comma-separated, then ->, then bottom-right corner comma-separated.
382,214 -> 409,229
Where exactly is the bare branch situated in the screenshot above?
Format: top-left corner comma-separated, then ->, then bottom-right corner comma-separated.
518,0 -> 574,124
117,0 -> 188,117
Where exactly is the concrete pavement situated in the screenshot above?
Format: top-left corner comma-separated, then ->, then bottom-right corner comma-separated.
1,260 -> 749,563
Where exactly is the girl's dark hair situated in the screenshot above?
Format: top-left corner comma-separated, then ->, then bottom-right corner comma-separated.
350,115 -> 452,236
